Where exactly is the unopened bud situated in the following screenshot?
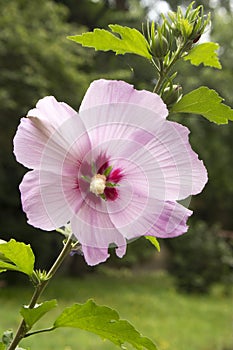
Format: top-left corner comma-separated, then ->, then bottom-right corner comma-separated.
162,85 -> 182,108
151,33 -> 169,58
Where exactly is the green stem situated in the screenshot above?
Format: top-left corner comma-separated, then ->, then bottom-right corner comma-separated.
24,327 -> 56,338
153,43 -> 187,94
7,234 -> 74,350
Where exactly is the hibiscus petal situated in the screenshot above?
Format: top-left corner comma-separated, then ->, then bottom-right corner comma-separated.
146,200 -> 192,238
79,79 -> 168,118
81,245 -> 110,266
140,120 -> 208,199
20,170 -> 82,230
108,193 -> 192,240
39,116 -> 91,176
80,103 -> 165,154
27,96 -> 77,126
81,243 -> 126,266
14,109 -> 91,171
14,117 -> 52,169
71,197 -> 127,265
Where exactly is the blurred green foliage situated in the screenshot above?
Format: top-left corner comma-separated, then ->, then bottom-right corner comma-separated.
0,0 -> 232,284
167,220 -> 233,293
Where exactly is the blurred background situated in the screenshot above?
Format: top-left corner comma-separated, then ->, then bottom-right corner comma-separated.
0,1 -> 232,349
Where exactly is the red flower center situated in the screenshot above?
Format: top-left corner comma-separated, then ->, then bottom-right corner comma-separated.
98,162 -> 123,201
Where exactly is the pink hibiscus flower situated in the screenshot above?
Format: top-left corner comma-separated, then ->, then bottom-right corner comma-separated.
13,79 -> 208,266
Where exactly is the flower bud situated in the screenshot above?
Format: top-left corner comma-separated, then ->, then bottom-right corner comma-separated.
162,85 -> 182,108
166,3 -> 210,48
151,33 -> 169,58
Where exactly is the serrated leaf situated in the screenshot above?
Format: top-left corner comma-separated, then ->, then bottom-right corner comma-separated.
171,86 -> 233,124
0,239 -> 35,276
0,240 -> 10,264
54,300 -> 157,350
68,24 -> 152,60
20,300 -> 57,328
145,236 -> 160,252
184,42 -> 222,69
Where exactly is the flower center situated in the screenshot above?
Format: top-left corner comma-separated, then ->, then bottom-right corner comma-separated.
90,174 -> 106,196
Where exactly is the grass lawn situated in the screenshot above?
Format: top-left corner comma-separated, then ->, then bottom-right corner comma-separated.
0,269 -> 232,350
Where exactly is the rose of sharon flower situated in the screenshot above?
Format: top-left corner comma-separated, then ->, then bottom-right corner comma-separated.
14,80 -> 207,266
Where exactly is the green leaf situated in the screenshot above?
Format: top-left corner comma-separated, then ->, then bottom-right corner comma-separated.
145,236 -> 160,252
68,24 -> 152,60
0,342 -> 5,350
171,86 -> 233,124
184,42 -> 222,69
54,300 -> 157,350
20,300 -> 57,328
0,239 -> 35,276
0,240 -> 10,265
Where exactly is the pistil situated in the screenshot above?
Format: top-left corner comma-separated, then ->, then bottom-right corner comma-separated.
90,174 -> 106,196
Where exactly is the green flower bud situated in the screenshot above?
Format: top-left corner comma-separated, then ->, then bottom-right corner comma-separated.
162,85 -> 182,108
166,3 -> 210,46
151,33 -> 169,58
180,18 -> 193,39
